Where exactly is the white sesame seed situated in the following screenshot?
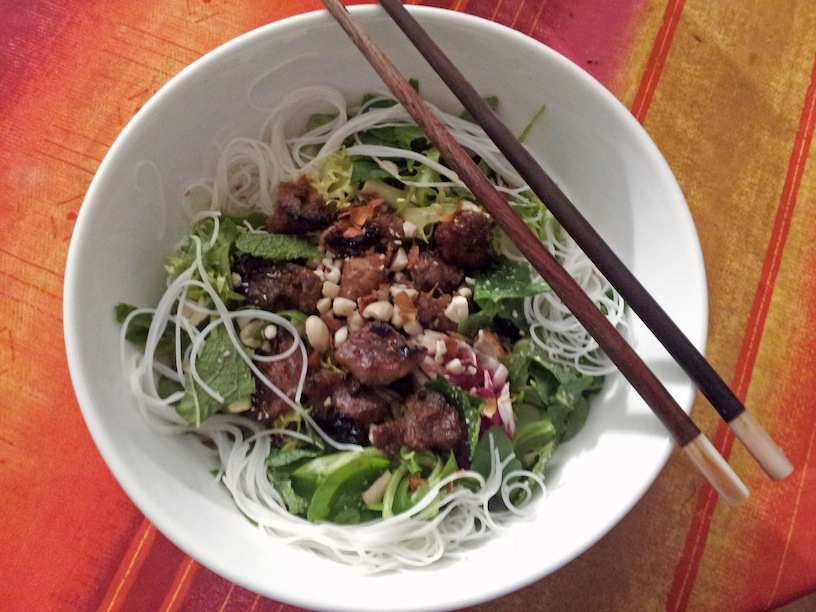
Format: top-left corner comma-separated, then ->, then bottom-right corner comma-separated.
402,220 -> 417,238
263,324 -> 278,340
457,287 -> 473,298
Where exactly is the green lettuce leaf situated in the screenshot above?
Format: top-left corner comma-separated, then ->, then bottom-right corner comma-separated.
502,338 -> 603,446
265,447 -> 324,468
473,256 -> 546,304
457,256 -> 546,337
235,231 -> 321,261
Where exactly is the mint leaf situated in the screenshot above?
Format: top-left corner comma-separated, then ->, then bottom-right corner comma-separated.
268,468 -> 309,515
176,326 -> 255,428
235,231 -> 321,261
115,303 -> 188,360
425,377 -> 483,460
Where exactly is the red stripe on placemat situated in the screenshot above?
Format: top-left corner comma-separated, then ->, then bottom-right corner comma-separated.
160,556 -> 200,611
630,0 -> 686,123
98,520 -> 157,611
666,53 -> 816,612
176,562 -> 308,612
116,532 -> 189,612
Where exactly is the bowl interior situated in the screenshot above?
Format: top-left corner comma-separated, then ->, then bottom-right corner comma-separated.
64,6 -> 707,611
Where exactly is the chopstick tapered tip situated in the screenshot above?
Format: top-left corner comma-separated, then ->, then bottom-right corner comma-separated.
728,411 -> 794,481
683,433 -> 750,506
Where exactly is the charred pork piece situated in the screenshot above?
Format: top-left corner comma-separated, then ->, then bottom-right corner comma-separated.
367,213 -> 405,250
331,378 -> 391,426
234,256 -> 322,314
339,254 -> 387,301
304,370 -> 391,426
303,368 -> 344,408
321,219 -> 380,257
266,176 -> 336,234
407,251 -> 464,293
433,210 -> 495,272
320,211 -> 405,257
312,413 -> 369,446
334,321 -> 426,385
415,292 -> 457,332
370,388 -> 467,457
250,332 -> 303,424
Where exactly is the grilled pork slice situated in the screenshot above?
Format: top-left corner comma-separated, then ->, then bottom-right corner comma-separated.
334,321 -> 426,385
234,256 -> 322,314
266,177 -> 336,234
407,251 -> 463,293
370,388 -> 466,456
433,210 -> 495,272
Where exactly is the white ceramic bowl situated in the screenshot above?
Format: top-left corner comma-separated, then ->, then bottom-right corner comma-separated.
64,6 -> 707,611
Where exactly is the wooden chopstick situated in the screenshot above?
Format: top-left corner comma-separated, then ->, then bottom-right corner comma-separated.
373,0 -> 793,483
320,0 -> 749,505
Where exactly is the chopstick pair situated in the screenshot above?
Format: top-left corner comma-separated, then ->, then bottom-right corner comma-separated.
320,0 -> 792,504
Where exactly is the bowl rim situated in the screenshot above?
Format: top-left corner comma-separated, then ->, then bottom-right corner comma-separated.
64,5 -> 708,610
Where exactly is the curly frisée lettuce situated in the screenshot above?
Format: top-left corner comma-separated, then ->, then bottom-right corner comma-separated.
115,84 -> 626,572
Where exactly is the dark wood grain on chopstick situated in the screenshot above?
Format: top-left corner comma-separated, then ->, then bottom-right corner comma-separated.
375,0 -> 791,482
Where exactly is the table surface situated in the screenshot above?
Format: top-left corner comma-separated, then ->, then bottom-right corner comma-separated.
2,1 -> 815,610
